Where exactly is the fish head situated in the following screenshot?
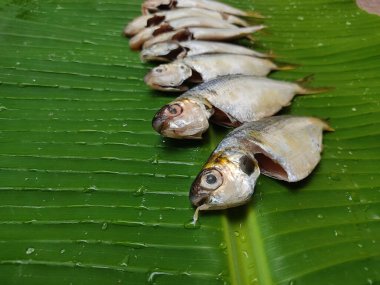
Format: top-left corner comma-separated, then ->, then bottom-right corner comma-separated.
144,63 -> 193,91
190,149 -> 260,210
152,98 -> 212,139
142,0 -> 173,14
140,41 -> 186,62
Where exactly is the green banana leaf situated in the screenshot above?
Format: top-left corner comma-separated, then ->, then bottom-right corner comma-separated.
0,0 -> 379,284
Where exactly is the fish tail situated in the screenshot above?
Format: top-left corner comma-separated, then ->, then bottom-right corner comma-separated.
275,61 -> 299,71
323,122 -> 335,132
245,11 -> 266,19
311,117 -> 335,132
247,35 -> 256,41
246,25 -> 267,34
296,74 -> 334,95
265,50 -> 277,59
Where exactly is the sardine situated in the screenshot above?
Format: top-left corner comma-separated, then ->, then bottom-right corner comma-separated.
142,25 -> 265,49
151,75 -> 328,139
124,8 -> 248,37
144,54 -> 289,91
190,115 -> 333,221
142,0 -> 255,17
141,40 -> 270,62
130,16 -> 238,50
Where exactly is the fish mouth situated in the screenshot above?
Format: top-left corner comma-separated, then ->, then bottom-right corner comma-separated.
140,53 -> 171,63
190,192 -> 210,207
189,171 -> 211,206
144,73 -> 189,92
152,108 -> 168,133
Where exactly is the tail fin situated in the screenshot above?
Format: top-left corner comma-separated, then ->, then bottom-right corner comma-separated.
323,122 -> 335,132
265,50 -> 277,59
246,11 -> 266,19
311,117 -> 335,132
275,61 -> 299,71
246,25 -> 267,34
244,25 -> 266,41
297,74 -> 334,95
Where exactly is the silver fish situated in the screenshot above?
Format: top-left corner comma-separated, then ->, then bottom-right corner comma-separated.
141,0 -> 257,17
142,25 -> 265,49
151,75 -> 328,139
190,115 -> 333,222
124,8 -> 248,37
129,16 -> 238,50
140,40 -> 270,62
144,54 -> 289,91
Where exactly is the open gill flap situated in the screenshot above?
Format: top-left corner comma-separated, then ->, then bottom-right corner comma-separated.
252,145 -> 289,181
152,23 -> 174,36
156,0 -> 176,11
188,68 -> 203,83
165,46 -> 188,60
210,107 -> 241,128
147,15 -> 166,27
172,29 -> 194,41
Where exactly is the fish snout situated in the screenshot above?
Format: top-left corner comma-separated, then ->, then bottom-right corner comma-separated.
189,172 -> 211,207
144,71 -> 154,86
189,187 -> 210,207
152,107 -> 169,133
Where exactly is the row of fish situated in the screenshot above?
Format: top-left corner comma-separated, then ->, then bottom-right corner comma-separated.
125,0 -> 333,222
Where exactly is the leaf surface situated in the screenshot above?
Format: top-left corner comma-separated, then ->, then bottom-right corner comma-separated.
0,0 -> 379,284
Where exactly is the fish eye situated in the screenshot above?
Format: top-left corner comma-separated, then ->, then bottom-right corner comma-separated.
200,169 -> 223,190
164,103 -> 182,117
154,67 -> 163,73
179,65 -> 186,70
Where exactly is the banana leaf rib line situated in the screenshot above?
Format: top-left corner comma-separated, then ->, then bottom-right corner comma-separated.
0,239 -> 217,251
276,252 -> 380,284
0,259 -> 217,280
262,220 -> 380,242
0,154 -> 198,166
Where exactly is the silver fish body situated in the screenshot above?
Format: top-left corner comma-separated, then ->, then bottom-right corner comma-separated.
142,0 -> 249,16
144,54 -> 278,91
183,75 -> 306,124
142,25 -> 265,49
190,116 -> 332,220
151,75 -> 320,139
130,16 -> 238,50
141,40 -> 269,62
124,8 -> 248,37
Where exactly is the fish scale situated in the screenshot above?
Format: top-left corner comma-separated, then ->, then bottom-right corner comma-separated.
190,116 -> 332,221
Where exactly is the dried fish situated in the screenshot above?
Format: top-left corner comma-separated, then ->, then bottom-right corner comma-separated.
151,75 -> 329,139
124,8 -> 248,37
141,0 -> 255,17
144,54 -> 290,91
190,115 -> 333,221
130,16 -> 238,50
142,25 -> 265,48
140,40 -> 270,62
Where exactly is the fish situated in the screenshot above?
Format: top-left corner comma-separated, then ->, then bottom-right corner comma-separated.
141,0 -> 259,17
129,16 -> 238,50
144,54 -> 291,91
189,115 -> 333,222
124,8 -> 248,37
142,25 -> 265,49
140,40 -> 270,62
151,75 -> 330,139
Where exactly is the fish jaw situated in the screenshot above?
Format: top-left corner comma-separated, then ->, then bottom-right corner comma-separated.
124,15 -> 151,37
190,149 -> 260,210
142,0 -> 173,15
140,41 -> 186,62
144,62 -> 192,91
152,98 -> 212,139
